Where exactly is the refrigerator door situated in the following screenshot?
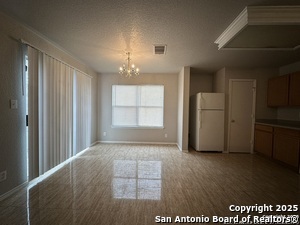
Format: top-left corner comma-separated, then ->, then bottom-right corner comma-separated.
198,93 -> 224,110
198,110 -> 224,151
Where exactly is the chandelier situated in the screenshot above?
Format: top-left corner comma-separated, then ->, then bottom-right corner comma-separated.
119,52 -> 140,78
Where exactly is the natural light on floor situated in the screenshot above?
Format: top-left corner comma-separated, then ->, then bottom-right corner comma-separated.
113,160 -> 162,200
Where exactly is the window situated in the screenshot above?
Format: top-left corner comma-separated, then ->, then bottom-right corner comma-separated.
112,85 -> 164,128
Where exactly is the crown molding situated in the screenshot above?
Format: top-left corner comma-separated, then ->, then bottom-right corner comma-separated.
247,6 -> 300,25
214,7 -> 248,50
215,6 -> 300,50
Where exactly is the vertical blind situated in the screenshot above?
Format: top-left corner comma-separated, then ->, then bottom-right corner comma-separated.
73,71 -> 91,155
27,46 -> 91,178
112,85 -> 164,128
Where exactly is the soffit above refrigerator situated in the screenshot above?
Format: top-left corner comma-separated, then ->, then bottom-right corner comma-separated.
215,6 -> 300,51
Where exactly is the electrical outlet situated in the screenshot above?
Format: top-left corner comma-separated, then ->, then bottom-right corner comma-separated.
0,170 -> 7,182
103,132 -> 107,137
164,133 -> 168,138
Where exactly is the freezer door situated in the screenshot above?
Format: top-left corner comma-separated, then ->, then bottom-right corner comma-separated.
198,110 -> 224,151
198,93 -> 224,110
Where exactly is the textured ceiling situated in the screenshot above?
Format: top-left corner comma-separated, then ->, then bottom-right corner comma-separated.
0,0 -> 300,74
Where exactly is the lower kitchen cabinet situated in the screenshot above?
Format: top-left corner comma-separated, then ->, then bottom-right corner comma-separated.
254,125 -> 273,157
273,128 -> 300,168
255,124 -> 300,172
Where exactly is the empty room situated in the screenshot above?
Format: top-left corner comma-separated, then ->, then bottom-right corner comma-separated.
0,0 -> 300,224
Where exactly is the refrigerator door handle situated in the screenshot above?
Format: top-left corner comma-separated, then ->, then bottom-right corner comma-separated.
199,109 -> 202,128
199,93 -> 203,109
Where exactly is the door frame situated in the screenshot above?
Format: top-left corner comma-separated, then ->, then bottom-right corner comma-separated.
227,79 -> 256,153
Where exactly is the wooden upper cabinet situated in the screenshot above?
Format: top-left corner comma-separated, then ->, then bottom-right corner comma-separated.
267,75 -> 289,107
289,71 -> 300,106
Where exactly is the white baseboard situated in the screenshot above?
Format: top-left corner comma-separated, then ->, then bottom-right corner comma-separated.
0,181 -> 28,202
176,143 -> 189,152
0,141 -> 184,201
97,140 -> 177,146
28,146 -> 91,189
0,145 -> 94,200
90,141 -> 99,147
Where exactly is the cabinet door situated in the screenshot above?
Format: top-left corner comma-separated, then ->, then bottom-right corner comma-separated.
254,129 -> 273,157
289,72 -> 300,106
267,75 -> 289,107
273,130 -> 300,168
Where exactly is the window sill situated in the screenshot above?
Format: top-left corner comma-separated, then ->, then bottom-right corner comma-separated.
111,126 -> 164,130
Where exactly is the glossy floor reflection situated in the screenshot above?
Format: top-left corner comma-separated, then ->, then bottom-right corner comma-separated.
0,143 -> 300,225
113,160 -> 162,200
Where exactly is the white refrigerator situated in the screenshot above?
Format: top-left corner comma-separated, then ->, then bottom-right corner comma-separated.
190,93 -> 225,152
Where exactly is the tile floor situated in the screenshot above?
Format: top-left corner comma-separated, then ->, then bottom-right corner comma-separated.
0,143 -> 299,224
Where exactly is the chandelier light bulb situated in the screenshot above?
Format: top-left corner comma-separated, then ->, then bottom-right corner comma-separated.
118,52 -> 140,78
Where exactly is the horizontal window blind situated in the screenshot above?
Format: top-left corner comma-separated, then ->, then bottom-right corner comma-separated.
112,85 -> 164,128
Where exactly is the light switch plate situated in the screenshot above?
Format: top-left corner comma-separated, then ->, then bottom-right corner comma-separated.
10,100 -> 18,109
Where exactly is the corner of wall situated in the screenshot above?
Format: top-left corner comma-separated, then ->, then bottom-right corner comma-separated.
0,11 -> 98,196
177,66 -> 190,151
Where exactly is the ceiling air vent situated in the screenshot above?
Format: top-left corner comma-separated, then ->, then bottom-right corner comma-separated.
153,45 -> 167,55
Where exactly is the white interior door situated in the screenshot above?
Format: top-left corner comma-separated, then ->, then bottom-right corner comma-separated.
228,79 -> 256,153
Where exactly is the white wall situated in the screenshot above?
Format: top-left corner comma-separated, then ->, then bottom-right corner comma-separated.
190,73 -> 213,96
177,67 -> 190,152
213,68 -> 226,93
0,12 -> 98,196
97,73 -> 178,143
91,75 -> 98,143
0,30 -> 27,197
277,108 -> 300,121
279,61 -> 300,75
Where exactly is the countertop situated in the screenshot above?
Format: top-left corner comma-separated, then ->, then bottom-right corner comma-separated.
255,119 -> 300,131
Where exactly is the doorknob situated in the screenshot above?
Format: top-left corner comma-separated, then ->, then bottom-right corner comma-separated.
231,119 -> 235,123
